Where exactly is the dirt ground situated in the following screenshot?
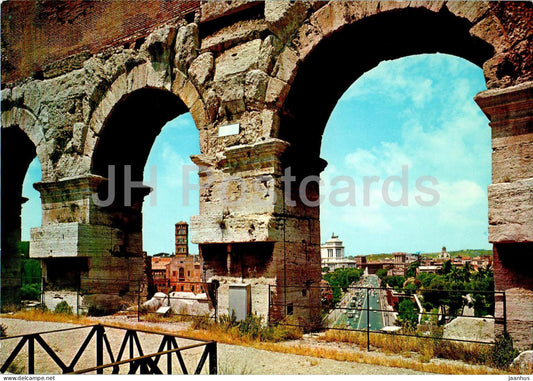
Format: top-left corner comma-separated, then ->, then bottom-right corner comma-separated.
0,316 -> 495,375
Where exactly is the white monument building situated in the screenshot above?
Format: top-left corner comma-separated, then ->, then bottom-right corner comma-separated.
321,234 -> 357,271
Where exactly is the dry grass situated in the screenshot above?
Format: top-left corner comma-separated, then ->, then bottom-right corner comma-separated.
2,309 -> 92,325
1,311 -> 506,375
321,329 -> 496,369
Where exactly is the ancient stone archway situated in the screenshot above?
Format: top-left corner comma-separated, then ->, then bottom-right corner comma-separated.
266,1 -> 533,347
0,108 -> 43,304
1,0 -> 531,347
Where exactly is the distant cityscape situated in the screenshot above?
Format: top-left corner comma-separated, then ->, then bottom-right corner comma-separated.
147,227 -> 492,296
320,233 -> 492,277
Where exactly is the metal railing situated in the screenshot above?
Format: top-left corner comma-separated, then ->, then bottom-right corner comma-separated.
1,277 -> 218,323
0,324 -> 217,374
2,275 -> 506,354
269,283 -> 505,351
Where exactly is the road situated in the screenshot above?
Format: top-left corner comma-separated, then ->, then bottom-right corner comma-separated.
341,275 -> 383,331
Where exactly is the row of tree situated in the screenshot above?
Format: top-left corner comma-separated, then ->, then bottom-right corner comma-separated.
19,241 -> 42,301
322,267 -> 364,304
377,260 -> 495,322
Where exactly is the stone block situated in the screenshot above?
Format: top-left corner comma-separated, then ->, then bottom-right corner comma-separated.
188,52 -> 214,88
311,1 -> 351,39
245,69 -> 268,107
470,15 -> 508,54
189,98 -> 209,129
174,23 -> 199,73
200,1 -> 258,23
214,39 -> 262,82
39,69 -> 86,102
265,77 -> 290,107
203,88 -> 219,122
264,0 -> 309,41
179,79 -> 201,108
273,47 -> 299,84
408,1 -> 446,13
488,179 -> 533,243
200,19 -> 268,53
512,350 -> 533,373
30,223 -> 123,258
190,214 -> 272,244
215,75 -> 246,116
258,34 -> 282,74
445,1 -> 490,24
292,20 -> 323,59
70,122 -> 87,153
492,133 -> 533,183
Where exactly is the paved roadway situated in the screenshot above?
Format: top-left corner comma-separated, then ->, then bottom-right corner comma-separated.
345,275 -> 383,331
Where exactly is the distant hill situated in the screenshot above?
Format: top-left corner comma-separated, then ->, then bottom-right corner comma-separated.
424,249 -> 493,258
360,249 -> 492,261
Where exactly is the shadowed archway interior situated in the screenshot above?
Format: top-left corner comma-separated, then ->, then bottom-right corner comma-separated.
1,126 -> 37,303
280,7 -> 494,170
92,87 -> 188,184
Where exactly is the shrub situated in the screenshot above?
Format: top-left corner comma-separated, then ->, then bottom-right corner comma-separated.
20,283 -> 41,300
492,332 -> 519,370
191,314 -> 214,330
54,300 -> 73,315
218,311 -> 238,329
238,313 -> 263,339
397,299 -> 418,329
214,312 -> 302,343
261,320 -> 303,342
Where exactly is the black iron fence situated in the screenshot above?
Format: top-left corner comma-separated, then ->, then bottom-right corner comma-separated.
2,276 -> 506,352
1,277 -> 218,323
0,324 -> 216,374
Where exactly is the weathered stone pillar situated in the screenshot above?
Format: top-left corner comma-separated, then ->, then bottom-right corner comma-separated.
0,196 -> 26,306
475,81 -> 533,350
30,175 -> 148,313
190,138 -> 322,325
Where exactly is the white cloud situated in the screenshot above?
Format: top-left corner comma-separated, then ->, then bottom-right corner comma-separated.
432,180 -> 486,226
320,54 -> 491,252
344,149 -> 379,176
342,57 -> 435,108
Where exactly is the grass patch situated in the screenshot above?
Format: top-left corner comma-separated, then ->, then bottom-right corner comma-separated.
2,308 -> 92,326
321,329 -> 506,371
1,311 -> 512,375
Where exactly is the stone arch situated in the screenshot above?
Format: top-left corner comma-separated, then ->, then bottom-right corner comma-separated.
264,1 -> 533,348
91,87 -> 188,182
272,3 -> 497,167
0,109 -> 43,304
1,107 -> 47,169
86,63 -> 209,159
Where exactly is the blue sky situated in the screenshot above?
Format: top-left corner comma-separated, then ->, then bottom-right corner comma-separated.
22,53 -> 491,256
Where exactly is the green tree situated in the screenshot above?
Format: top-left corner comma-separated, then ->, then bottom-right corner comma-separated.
22,259 -> 41,285
406,261 -> 419,278
376,268 -> 388,281
397,299 -> 418,329
468,265 -> 495,316
492,332 -> 519,369
323,268 -> 364,304
383,275 -> 405,290
404,282 -> 418,295
439,260 -> 453,276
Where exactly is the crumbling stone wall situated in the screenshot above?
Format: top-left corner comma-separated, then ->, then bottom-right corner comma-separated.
1,1 -> 532,344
